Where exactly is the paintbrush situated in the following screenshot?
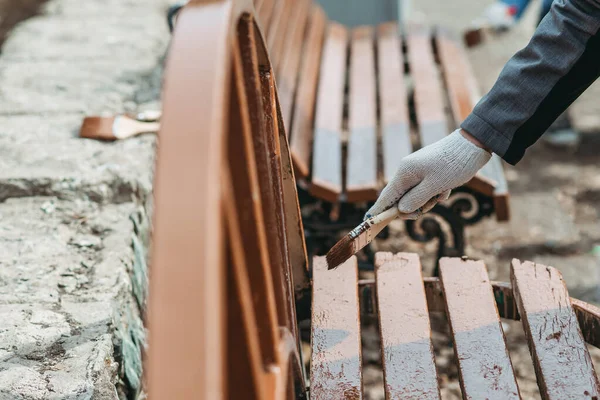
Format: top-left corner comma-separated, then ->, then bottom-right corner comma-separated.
326,208 -> 400,270
79,114 -> 160,141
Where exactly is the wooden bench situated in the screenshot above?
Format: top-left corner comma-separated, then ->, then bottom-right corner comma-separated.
149,3 -> 600,399
167,0 -> 511,267
251,0 -> 510,261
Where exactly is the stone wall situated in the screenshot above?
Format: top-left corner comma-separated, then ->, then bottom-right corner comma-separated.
0,0 -> 169,398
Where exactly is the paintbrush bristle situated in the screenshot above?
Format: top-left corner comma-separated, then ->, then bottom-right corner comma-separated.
326,235 -> 356,270
79,116 -> 116,140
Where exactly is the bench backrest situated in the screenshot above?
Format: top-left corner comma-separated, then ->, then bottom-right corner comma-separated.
147,1 -> 308,398
253,0 -> 509,218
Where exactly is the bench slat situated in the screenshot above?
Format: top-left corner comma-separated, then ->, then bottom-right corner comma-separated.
311,256 -> 362,399
407,26 -> 447,147
377,22 -> 412,184
375,253 -> 440,399
310,23 -> 347,202
436,29 -> 510,220
267,0 -> 293,72
439,258 -> 521,399
347,26 -> 378,202
257,0 -> 275,36
511,260 -> 600,400
289,5 -> 326,179
278,0 -> 311,130
228,42 -> 281,368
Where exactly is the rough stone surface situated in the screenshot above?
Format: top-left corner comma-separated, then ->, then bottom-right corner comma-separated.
0,0 -> 168,397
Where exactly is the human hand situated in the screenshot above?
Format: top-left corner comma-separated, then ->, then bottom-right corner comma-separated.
365,129 -> 491,220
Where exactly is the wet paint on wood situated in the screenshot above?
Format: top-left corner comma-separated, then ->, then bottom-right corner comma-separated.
407,25 -> 447,147
310,23 -> 347,202
311,256 -> 362,399
375,253 -> 440,399
439,258 -> 521,399
289,5 -> 326,179
377,22 -> 412,184
511,260 -> 600,400
346,26 -> 378,202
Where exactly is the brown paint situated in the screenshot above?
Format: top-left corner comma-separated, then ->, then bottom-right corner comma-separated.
272,85 -> 311,294
289,5 -> 326,179
346,26 -> 379,202
266,0 -> 293,72
511,260 -> 600,399
310,23 -> 347,202
439,258 -> 521,399
277,0 -> 311,128
311,256 -> 362,399
407,25 -> 448,147
375,253 -> 441,399
377,22 -> 412,184
435,30 -> 510,222
147,2 -> 237,398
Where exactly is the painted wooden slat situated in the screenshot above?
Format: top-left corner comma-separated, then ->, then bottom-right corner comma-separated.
511,260 -> 600,400
310,23 -> 347,203
289,5 -> 327,179
257,0 -> 275,36
436,29 -> 510,221
375,253 -> 440,399
227,42 -> 280,367
238,17 -> 294,336
267,0 -> 293,73
439,258 -> 521,399
311,256 -> 362,399
377,22 -> 412,184
346,26 -> 378,202
407,25 -> 448,147
278,0 -> 311,128
273,83 -> 311,293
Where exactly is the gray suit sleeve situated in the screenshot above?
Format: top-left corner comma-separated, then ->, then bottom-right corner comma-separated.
461,0 -> 600,165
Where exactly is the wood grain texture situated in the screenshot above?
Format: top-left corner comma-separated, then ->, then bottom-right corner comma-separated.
346,26 -> 378,202
310,23 -> 347,203
238,17 -> 294,340
228,43 -> 280,368
277,0 -> 310,128
311,256 -> 362,399
375,253 -> 440,399
407,26 -> 447,147
289,5 -> 326,179
377,22 -> 412,184
272,85 -> 311,293
511,260 -> 600,400
439,258 -> 520,400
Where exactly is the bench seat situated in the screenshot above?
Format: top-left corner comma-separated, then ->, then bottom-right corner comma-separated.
254,0 -> 509,222
311,254 -> 600,399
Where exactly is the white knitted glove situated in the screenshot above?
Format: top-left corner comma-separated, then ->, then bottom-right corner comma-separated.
366,129 -> 492,220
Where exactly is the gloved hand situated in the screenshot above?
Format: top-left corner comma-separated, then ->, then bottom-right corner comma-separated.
365,129 -> 491,220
